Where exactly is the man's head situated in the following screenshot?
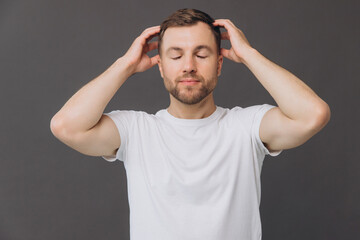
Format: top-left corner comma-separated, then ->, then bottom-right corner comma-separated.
158,8 -> 221,57
157,8 -> 223,105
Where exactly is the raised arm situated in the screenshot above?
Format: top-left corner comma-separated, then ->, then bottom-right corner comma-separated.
213,19 -> 331,152
50,26 -> 160,158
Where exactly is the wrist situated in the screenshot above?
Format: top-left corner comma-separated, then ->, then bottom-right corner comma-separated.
241,47 -> 260,67
115,57 -> 136,78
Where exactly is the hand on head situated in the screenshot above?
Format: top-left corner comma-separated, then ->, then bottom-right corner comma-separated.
123,25 -> 160,75
122,19 -> 254,77
213,19 -> 253,64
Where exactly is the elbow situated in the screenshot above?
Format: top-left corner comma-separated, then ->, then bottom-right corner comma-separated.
50,116 -> 61,137
310,103 -> 331,131
50,116 -> 73,139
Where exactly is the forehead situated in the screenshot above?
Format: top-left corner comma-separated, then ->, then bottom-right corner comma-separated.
161,22 -> 216,51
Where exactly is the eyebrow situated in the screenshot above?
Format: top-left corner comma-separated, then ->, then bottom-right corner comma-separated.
165,45 -> 213,54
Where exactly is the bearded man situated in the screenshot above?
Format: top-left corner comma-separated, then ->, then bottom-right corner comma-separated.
51,8 -> 330,240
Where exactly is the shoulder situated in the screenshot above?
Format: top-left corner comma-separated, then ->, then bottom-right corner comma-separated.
103,109 -> 160,126
219,104 -> 276,131
104,109 -> 155,118
227,104 -> 276,119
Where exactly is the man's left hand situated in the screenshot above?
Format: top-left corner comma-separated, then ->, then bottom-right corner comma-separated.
213,19 -> 254,64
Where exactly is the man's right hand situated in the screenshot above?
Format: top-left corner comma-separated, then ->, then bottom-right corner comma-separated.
123,25 -> 160,76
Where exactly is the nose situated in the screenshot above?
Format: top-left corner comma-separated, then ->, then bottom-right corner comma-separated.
183,55 -> 197,73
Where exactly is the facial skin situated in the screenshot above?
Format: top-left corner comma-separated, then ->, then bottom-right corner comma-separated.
158,22 -> 223,105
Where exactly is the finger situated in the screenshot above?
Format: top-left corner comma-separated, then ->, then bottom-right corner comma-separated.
146,41 -> 158,52
213,19 -> 236,32
142,26 -> 161,40
221,31 -> 230,40
150,54 -> 160,67
136,26 -> 160,45
213,19 -> 228,27
146,32 -> 159,43
213,19 -> 236,27
220,48 -> 230,59
141,25 -> 160,35
141,31 -> 160,46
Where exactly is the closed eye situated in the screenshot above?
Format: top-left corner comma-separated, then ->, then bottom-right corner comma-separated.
171,55 -> 207,60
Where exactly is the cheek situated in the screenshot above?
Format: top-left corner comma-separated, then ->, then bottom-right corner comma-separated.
162,61 -> 180,76
201,61 -> 219,76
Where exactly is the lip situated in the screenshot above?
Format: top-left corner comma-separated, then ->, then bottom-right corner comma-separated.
180,78 -> 200,84
179,80 -> 200,86
179,78 -> 200,82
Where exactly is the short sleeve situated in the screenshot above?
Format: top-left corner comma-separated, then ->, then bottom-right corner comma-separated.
252,104 -> 283,157
101,110 -> 138,162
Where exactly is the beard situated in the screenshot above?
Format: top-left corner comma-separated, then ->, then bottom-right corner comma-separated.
163,73 -> 218,105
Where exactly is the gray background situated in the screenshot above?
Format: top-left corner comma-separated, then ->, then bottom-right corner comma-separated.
0,0 -> 358,239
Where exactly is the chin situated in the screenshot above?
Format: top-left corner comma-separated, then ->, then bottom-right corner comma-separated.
174,91 -> 210,105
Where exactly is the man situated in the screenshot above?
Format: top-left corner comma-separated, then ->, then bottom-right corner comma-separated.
50,8 -> 330,240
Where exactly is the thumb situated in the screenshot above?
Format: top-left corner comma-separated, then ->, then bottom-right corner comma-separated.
150,55 -> 160,67
220,48 -> 231,59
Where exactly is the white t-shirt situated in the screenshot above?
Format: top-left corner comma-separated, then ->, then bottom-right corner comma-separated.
102,104 -> 282,240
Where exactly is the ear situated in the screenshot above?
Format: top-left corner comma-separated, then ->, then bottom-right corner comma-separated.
217,54 -> 223,77
157,56 -> 164,78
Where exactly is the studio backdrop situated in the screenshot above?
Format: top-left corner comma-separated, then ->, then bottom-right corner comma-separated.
0,0 -> 358,239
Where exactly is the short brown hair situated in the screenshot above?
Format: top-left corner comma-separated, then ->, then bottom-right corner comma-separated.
158,8 -> 221,56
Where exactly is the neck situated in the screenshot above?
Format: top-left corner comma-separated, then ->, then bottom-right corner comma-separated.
167,93 -> 216,119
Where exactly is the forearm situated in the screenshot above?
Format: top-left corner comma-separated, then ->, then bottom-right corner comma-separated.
242,48 -> 329,124
51,57 -> 132,134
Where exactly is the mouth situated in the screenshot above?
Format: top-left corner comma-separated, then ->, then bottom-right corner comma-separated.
179,78 -> 200,85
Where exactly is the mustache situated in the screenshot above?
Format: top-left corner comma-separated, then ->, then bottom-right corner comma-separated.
176,73 -> 203,82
